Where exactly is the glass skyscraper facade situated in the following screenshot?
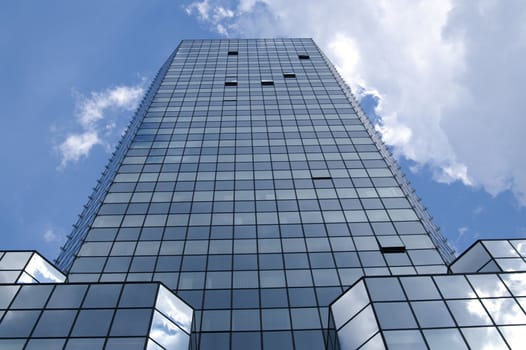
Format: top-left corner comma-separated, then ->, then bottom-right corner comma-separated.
1,38 -> 525,349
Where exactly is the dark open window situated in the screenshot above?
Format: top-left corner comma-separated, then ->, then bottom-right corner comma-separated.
380,246 -> 407,254
261,80 -> 274,86
298,54 -> 310,60
377,236 -> 406,254
283,73 -> 296,78
224,81 -> 238,86
228,51 -> 238,56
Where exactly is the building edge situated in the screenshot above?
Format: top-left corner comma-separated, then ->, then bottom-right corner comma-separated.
54,43 -> 183,272
312,39 -> 455,264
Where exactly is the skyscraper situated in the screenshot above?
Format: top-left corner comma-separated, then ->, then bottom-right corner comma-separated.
1,38 -> 525,349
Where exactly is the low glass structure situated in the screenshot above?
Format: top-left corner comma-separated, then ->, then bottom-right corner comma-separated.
329,241 -> 526,349
0,280 -> 193,349
0,251 -> 65,284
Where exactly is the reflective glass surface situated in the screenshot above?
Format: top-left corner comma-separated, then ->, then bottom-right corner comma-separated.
0,282 -> 192,349
331,271 -> 526,349
0,37 -> 525,350
1,38 -> 525,350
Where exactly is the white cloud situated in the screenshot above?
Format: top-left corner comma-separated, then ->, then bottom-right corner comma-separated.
185,0 -> 211,20
77,85 -> 144,128
59,131 -> 101,167
458,227 -> 469,237
473,206 -> 484,216
185,0 -> 235,32
57,83 -> 144,167
185,0 -> 526,206
216,23 -> 229,36
43,228 -> 59,243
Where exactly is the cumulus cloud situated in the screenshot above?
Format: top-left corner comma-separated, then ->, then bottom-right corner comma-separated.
184,0 -> 526,206
185,0 -> 235,35
57,83 -> 145,167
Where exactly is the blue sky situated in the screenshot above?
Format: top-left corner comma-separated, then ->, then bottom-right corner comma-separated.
1,1 -> 525,262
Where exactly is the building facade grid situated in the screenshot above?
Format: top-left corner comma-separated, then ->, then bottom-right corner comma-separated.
58,38 -> 451,348
1,38 -> 523,350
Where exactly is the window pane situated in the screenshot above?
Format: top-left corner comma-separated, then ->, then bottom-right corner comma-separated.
462,327 -> 508,349
374,302 -> 417,329
32,310 -> 77,337
110,309 -> 152,336
47,284 -> 87,308
71,309 -> 114,336
447,299 -> 491,326
0,310 -> 40,337
11,285 -> 53,309
150,310 -> 190,349
384,330 -> 427,350
423,329 -> 467,350
411,301 -> 454,328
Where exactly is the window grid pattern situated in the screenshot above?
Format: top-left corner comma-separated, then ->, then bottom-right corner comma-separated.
329,272 -> 526,349
314,40 -> 454,262
450,239 -> 526,274
0,282 -> 193,350
56,38 -> 452,349
0,251 -> 65,284
55,44 -> 181,272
